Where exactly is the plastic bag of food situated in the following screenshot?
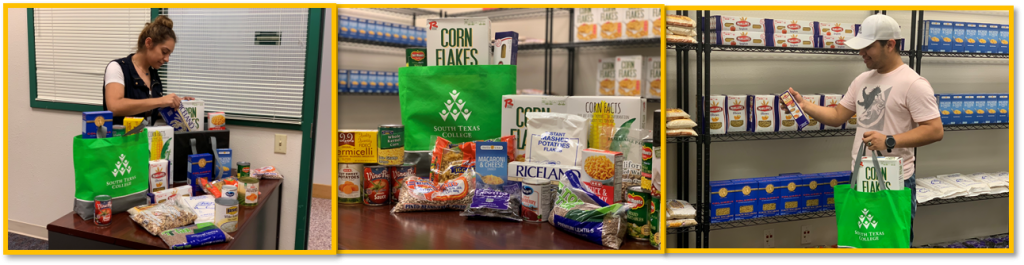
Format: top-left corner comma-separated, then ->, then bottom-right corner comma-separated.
452,136 -> 517,167
177,195 -> 216,224
252,166 -> 282,179
158,222 -> 235,249
128,200 -> 198,236
429,136 -> 472,184
198,177 -> 222,198
525,112 -> 588,166
549,170 -> 631,249
460,187 -> 522,222
393,168 -> 477,213
666,219 -> 698,228
666,199 -> 696,219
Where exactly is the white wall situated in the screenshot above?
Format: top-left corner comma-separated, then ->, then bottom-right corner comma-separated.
4,8 -> 314,250
663,10 -> 1010,248
315,8 -> 334,187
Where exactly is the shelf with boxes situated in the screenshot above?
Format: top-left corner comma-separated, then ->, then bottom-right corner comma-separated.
337,70 -> 399,94
337,15 -> 427,49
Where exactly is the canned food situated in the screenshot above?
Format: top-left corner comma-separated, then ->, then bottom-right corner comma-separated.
388,164 -> 415,204
521,178 -> 556,222
238,177 -> 259,207
626,186 -> 650,240
215,197 -> 239,233
406,48 -> 427,67
650,189 -> 661,249
222,185 -> 238,201
113,125 -> 126,137
641,138 -> 654,193
377,125 -> 404,166
338,164 -> 364,204
94,195 -> 112,226
363,165 -> 389,206
237,162 -> 251,178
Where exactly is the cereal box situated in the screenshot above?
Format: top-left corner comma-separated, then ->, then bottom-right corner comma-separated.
854,156 -> 903,192
731,178 -> 759,221
596,57 -> 616,96
574,8 -> 599,42
187,153 -> 213,195
709,180 -> 735,223
962,94 -> 978,124
801,94 -> 823,131
772,33 -> 817,48
998,24 -> 1009,54
757,177 -> 784,218
338,130 -> 378,164
938,94 -> 953,125
952,22 -> 967,53
821,94 -> 844,130
776,175 -> 804,215
984,94 -> 999,124
748,94 -> 777,133
964,23 -> 983,53
713,31 -> 767,46
581,149 -> 624,204
566,96 -> 646,175
214,148 -> 232,180
710,15 -> 767,32
818,22 -> 858,37
997,94 -> 1009,123
159,99 -> 205,132
643,57 -> 661,99
725,95 -> 748,133
598,8 -> 624,41
649,8 -> 662,38
924,20 -> 954,52
426,18 -> 491,66
493,31 -> 518,65
614,55 -> 643,97
476,141 -> 512,192
624,8 -> 651,39
802,175 -> 824,213
207,112 -> 226,131
779,90 -> 811,131
950,94 -> 965,124
984,24 -> 1000,54
769,19 -> 817,35
501,95 -> 569,162
82,111 -> 113,139
821,35 -> 852,49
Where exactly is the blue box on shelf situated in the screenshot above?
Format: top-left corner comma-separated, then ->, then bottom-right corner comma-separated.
338,70 -> 349,93
710,180 -> 735,223
950,94 -> 965,124
984,94 -> 999,124
355,18 -> 368,40
923,20 -> 954,52
776,175 -> 805,215
983,23 -> 1000,54
964,23 -> 982,53
997,94 -> 1009,123
818,174 -> 839,210
964,94 -> 980,124
998,24 -> 1009,54
339,16 -> 351,38
802,175 -> 825,213
756,177 -> 784,218
732,178 -> 760,221
937,94 -> 952,125
951,21 -> 966,53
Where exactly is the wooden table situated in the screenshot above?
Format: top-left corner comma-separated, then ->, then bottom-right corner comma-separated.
338,204 -> 656,250
47,179 -> 282,250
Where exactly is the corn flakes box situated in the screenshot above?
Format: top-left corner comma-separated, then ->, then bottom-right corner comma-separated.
566,96 -> 646,182
614,55 -> 643,97
501,95 -> 569,162
338,130 -> 378,164
710,15 -> 767,32
159,99 -> 205,132
624,8 -> 651,39
731,178 -> 759,221
581,149 -> 624,204
426,18 -> 491,66
598,8 -> 624,41
643,57 -> 661,99
574,8 -> 599,42
82,111 -> 113,139
649,8 -> 662,38
596,57 -> 616,96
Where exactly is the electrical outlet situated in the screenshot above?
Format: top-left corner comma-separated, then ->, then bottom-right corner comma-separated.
802,225 -> 813,244
764,229 -> 775,248
275,134 -> 287,154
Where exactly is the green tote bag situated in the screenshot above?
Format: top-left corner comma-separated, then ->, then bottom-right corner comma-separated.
399,65 -> 517,151
835,142 -> 912,248
72,130 -> 151,220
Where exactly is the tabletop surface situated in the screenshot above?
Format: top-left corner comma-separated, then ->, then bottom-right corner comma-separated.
47,179 -> 282,250
338,203 -> 657,251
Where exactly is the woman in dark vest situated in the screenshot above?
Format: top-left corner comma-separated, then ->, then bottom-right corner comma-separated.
103,15 -> 192,125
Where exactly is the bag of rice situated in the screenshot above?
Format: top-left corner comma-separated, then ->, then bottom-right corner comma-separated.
393,168 -> 477,213
916,177 -> 969,199
666,199 -> 696,219
158,222 -> 235,249
965,173 -> 1009,194
128,200 -> 198,236
666,219 -> 698,228
549,170 -> 631,249
524,112 -> 588,166
666,119 -> 697,129
915,184 -> 941,203
937,173 -> 991,196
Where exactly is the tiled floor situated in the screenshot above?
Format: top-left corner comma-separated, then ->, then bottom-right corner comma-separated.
307,197 -> 333,250
7,233 -> 48,250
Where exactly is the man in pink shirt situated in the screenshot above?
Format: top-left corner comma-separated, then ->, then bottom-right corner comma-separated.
788,14 -> 944,246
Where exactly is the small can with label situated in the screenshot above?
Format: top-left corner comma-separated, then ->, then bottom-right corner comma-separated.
94,195 -> 112,226
406,48 -> 427,67
649,189 -> 661,249
113,125 -> 125,137
238,177 -> 259,207
388,164 -> 416,204
237,162 -> 251,178
626,186 -> 650,241
222,185 -> 238,201
363,165 -> 390,206
641,138 -> 654,192
215,197 -> 239,233
377,125 -> 404,166
338,164 -> 364,204
521,178 -> 556,222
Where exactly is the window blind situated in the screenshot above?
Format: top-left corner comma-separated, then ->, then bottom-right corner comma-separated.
32,8 -> 150,105
161,8 -> 310,125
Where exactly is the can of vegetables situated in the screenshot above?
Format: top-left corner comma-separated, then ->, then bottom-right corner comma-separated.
363,165 -> 389,206
238,177 -> 259,207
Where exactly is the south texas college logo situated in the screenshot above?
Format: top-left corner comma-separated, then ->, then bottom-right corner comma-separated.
440,90 -> 472,121
112,154 -> 132,177
858,208 -> 878,229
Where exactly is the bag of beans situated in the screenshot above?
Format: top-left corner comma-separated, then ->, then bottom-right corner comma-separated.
549,170 -> 632,249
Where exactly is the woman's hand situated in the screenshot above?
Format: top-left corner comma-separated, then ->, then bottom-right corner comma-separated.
163,93 -> 183,109
182,96 -> 196,101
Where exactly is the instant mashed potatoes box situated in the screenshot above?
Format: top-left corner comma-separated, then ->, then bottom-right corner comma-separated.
501,95 -> 569,162
426,18 -> 492,66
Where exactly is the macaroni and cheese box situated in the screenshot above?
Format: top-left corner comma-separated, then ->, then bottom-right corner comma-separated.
339,16 -> 352,38
710,180 -> 735,223
82,111 -> 113,139
158,99 -> 205,132
713,31 -> 767,46
924,20 -> 954,52
768,19 -> 817,35
624,8 -> 651,39
998,24 -> 1009,54
964,23 -> 983,53
776,175 -> 804,215
772,33 -> 817,48
354,18 -> 367,39
574,8 -> 599,42
975,24 -> 992,53
748,94 -> 777,132
938,94 -> 953,125
802,175 -> 825,213
598,8 -> 624,41
501,95 -> 569,162
123,117 -> 144,134
614,55 -> 643,97
214,148 -> 232,180
726,95 -> 748,133
644,57 -> 661,99
596,57 -> 616,96
818,22 -> 857,37
984,94 -> 999,124
187,153 -> 213,195
997,94 -> 1009,123
581,149 -> 624,204
710,15 -> 767,32
951,94 -> 965,124
821,35 -> 852,49
731,178 -> 760,220
476,141 -> 511,192
973,94 -> 987,124
962,94 -> 978,124
207,112 -> 226,131
821,94 -> 844,130
951,22 -> 967,53
338,70 -> 349,92
426,18 -> 491,66
757,177 -> 784,218
983,24 -> 1001,54
801,94 -> 823,131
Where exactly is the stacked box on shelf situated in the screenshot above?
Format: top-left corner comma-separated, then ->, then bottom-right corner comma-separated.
924,20 -> 955,53
339,70 -> 349,93
997,94 -> 1009,123
938,94 -> 953,125
767,19 -> 818,48
710,15 -> 768,46
950,94 -> 965,124
984,94 -> 999,124
710,180 -> 735,223
983,24 -> 1001,54
998,24 -> 1009,54
339,16 -> 352,38
962,94 -> 978,124
776,175 -> 805,215
951,22 -> 967,53
756,177 -> 783,218
732,178 -> 760,221
802,174 -> 825,213
964,23 -> 983,53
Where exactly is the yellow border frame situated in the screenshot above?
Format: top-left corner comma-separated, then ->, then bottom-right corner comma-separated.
664,5 -> 1014,253
335,4 -> 666,255
3,3 -> 338,255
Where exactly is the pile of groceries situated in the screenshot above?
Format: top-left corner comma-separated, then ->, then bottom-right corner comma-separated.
340,95 -> 662,249
77,100 -> 283,249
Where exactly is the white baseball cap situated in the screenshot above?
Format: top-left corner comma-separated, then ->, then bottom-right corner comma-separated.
845,14 -> 902,50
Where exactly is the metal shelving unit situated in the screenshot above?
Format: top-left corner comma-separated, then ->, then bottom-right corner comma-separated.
667,10 -> 1010,249
338,37 -> 421,49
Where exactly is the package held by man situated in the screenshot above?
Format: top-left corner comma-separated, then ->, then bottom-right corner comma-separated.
501,95 -> 569,162
159,99 -> 205,132
778,90 -> 810,130
426,18 -> 492,66
854,156 -> 904,192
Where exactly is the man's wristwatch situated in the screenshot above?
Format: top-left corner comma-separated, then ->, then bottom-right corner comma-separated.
885,135 -> 896,153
